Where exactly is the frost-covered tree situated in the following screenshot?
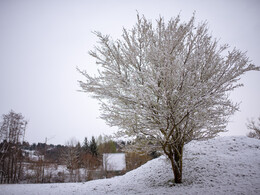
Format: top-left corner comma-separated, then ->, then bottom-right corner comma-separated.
247,116 -> 260,139
78,14 -> 259,183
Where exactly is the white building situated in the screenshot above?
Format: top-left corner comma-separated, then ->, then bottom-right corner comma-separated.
103,153 -> 126,171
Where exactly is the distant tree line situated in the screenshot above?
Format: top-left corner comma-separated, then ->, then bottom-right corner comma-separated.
0,111 -> 159,184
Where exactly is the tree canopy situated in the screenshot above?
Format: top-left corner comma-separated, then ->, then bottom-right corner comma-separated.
78,14 -> 259,183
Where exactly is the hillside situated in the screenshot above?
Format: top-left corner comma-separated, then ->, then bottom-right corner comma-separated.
1,136 -> 260,194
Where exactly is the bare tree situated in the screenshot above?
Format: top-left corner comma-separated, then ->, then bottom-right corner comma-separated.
0,110 -> 27,183
247,116 -> 260,139
78,14 -> 259,183
62,138 -> 80,182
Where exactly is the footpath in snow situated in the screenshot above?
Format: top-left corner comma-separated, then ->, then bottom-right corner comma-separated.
1,136 -> 260,195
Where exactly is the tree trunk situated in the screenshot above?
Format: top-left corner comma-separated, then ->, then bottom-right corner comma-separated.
1,156 -> 5,183
7,153 -> 11,183
173,145 -> 183,183
165,143 -> 184,184
10,153 -> 14,183
18,158 -> 22,182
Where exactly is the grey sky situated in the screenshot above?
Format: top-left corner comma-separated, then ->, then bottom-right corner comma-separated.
0,0 -> 259,145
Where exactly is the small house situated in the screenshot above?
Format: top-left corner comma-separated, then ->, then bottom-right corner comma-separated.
103,153 -> 126,172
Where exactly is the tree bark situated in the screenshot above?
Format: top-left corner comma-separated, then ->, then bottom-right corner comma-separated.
1,156 -> 5,183
173,145 -> 183,184
165,143 -> 184,184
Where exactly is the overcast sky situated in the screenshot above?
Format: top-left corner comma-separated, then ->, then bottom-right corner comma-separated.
0,0 -> 259,145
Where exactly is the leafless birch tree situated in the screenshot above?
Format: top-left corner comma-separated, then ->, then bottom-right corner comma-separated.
0,110 -> 27,183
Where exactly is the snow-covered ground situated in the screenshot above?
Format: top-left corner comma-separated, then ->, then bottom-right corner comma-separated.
1,136 -> 260,194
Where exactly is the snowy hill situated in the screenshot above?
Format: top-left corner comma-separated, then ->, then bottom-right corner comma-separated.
1,136 -> 260,194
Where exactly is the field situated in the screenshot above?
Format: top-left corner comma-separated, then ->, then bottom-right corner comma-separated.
1,136 -> 260,195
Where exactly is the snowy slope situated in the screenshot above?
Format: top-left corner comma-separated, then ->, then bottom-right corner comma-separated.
1,136 -> 260,195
